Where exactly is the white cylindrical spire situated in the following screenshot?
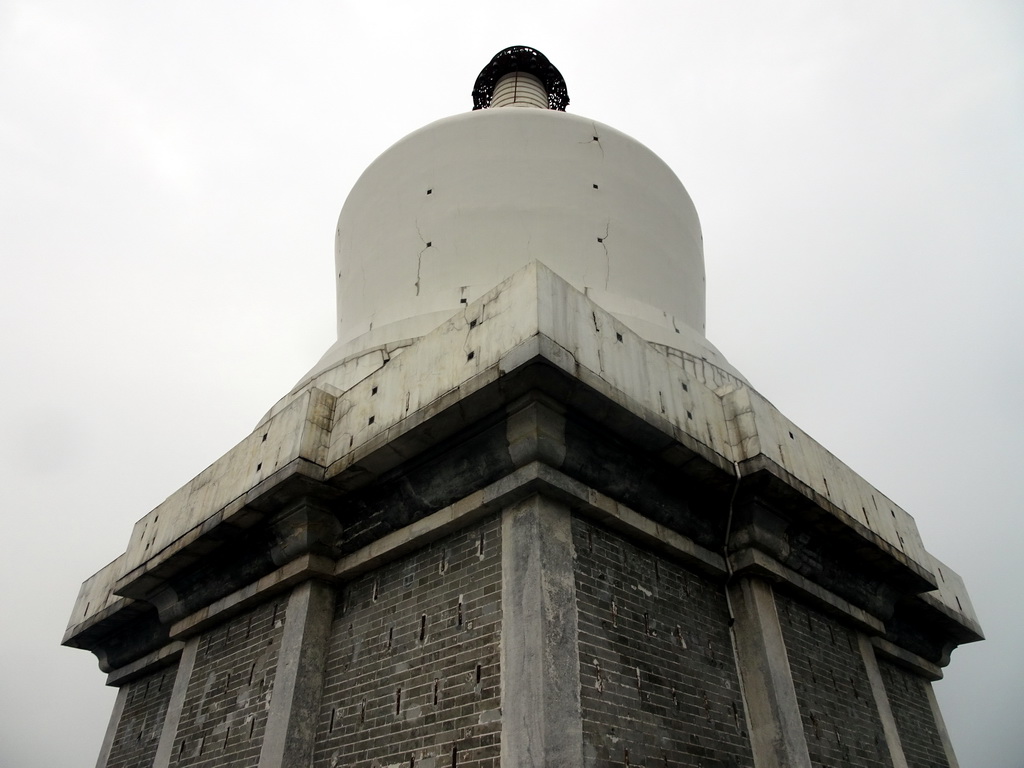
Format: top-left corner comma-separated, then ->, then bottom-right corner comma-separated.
490,72 -> 548,109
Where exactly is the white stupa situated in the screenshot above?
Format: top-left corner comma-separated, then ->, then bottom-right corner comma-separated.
66,48 -> 980,768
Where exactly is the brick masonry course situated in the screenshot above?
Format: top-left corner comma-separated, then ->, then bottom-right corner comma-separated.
572,515 -> 754,767
105,666 -> 177,768
877,659 -> 950,768
168,597 -> 287,768
313,515 -> 502,768
775,592 -> 892,768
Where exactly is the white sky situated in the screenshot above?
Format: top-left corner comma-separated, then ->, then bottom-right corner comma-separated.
1,2 -> 1021,766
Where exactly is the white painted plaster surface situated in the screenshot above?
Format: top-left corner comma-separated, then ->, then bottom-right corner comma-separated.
293,107 -> 737,398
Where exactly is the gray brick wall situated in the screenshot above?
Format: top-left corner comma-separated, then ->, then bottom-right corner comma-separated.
572,516 -> 753,767
106,666 -> 176,768
877,659 -> 950,768
313,515 -> 502,768
775,592 -> 891,768
168,597 -> 287,768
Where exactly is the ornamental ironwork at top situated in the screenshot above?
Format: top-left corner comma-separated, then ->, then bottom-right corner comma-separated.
472,46 -> 569,111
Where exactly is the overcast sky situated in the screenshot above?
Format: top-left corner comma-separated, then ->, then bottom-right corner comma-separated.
2,2 -> 1021,766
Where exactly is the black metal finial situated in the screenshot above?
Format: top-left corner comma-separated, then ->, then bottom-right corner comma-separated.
472,46 -> 569,111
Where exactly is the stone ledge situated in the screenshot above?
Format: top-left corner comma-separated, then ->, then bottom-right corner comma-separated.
729,547 -> 887,635
168,553 -> 336,640
872,635 -> 944,681
105,640 -> 185,687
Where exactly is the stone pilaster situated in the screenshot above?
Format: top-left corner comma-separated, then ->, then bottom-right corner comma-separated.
151,635 -> 200,768
94,685 -> 128,768
857,632 -> 909,768
728,577 -> 812,768
925,681 -> 961,768
500,494 -> 584,767
258,579 -> 336,768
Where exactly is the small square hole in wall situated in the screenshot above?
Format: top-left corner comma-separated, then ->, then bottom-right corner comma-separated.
469,319 -> 477,329
593,183 -> 599,189
681,382 -> 688,392
460,298 -> 467,304
789,431 -> 794,439
368,415 -> 375,425
615,332 -> 623,342
372,386 -> 378,396
686,411 -> 692,419
466,351 -> 475,361
261,433 -> 267,442
597,237 -> 604,243
426,188 -> 432,195
426,241 -> 432,247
